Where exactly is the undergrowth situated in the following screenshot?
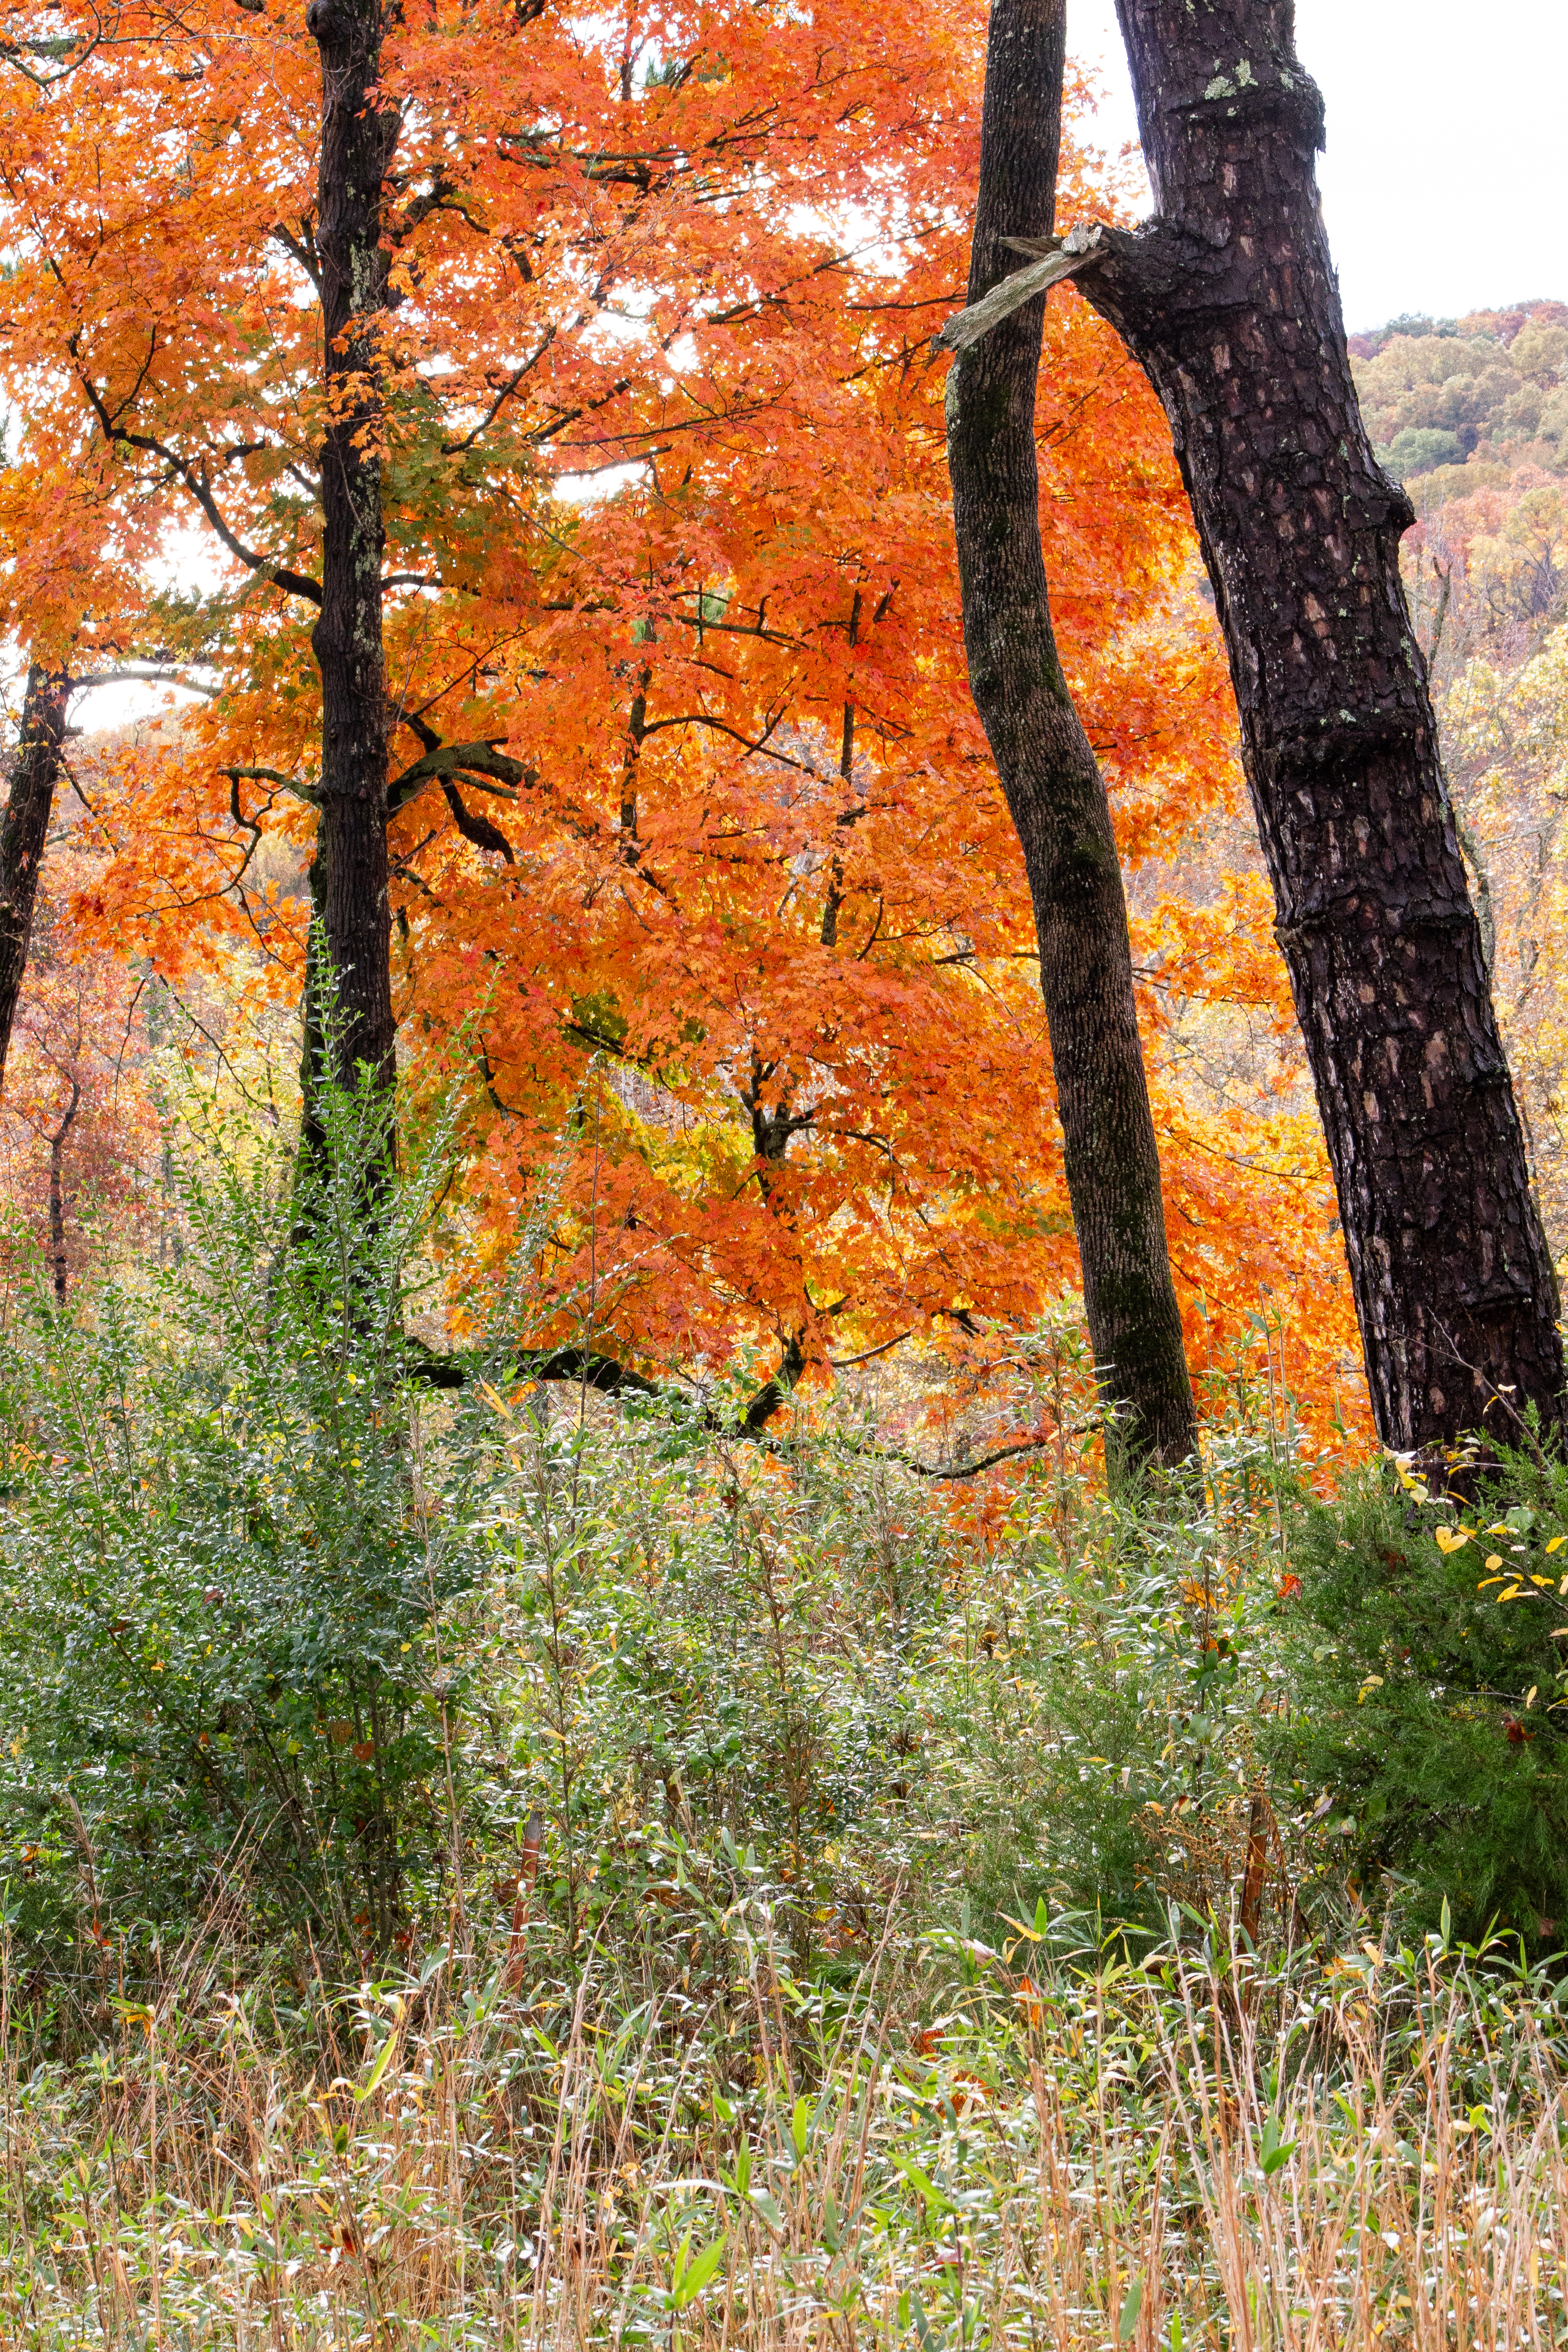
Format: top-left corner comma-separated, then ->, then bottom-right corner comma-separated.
0,1080 -> 1566,2343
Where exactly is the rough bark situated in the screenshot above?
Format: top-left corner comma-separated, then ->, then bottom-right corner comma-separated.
306,0 -> 398,1102
945,0 -> 1198,1467
1070,0 -> 1563,1452
0,666 -> 68,1096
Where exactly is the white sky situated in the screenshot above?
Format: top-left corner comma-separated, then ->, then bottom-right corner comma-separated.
1068,0 -> 1568,332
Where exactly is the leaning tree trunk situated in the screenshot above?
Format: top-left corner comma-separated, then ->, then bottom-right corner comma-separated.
1057,0 -> 1563,1454
306,0 -> 398,1110
0,666 -> 68,1096
944,0 -> 1198,1468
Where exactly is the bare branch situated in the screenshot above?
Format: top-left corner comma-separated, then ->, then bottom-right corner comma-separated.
934,225 -> 1103,355
70,666 -> 219,701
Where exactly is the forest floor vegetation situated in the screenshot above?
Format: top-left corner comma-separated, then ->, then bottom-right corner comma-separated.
0,1089 -> 1565,2346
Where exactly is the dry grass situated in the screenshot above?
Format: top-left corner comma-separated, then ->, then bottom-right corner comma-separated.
1,1911 -> 1565,2350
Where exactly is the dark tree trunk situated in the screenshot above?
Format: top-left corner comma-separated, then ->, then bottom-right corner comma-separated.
945,0 -> 1198,1467
306,0 -> 398,1103
48,1078 -> 80,1307
1070,0 -> 1563,1452
0,666 -> 68,1096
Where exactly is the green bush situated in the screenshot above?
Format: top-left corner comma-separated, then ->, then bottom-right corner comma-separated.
1271,1455 -> 1568,1952
0,1080 -> 1407,2011
0,1073 -> 513,1972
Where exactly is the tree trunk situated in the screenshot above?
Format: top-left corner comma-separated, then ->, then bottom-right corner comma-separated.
307,0 -> 397,1102
945,0 -> 1198,1467
1069,0 -> 1563,1452
0,666 -> 67,1096
48,1077 -> 80,1306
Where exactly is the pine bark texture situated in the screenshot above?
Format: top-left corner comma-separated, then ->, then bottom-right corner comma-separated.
0,666 -> 67,1096
1073,0 -> 1564,1452
946,0 -> 1198,1465
307,0 -> 397,1096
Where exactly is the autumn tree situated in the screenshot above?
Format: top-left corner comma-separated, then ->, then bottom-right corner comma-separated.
0,449 -> 206,1096
948,0 -> 1563,1452
0,0 -> 1369,1445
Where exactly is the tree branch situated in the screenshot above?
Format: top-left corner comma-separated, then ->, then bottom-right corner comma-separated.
386,738 -> 536,815
218,764 -> 320,806
72,340 -> 323,607
935,225 -> 1103,353
441,779 -> 514,861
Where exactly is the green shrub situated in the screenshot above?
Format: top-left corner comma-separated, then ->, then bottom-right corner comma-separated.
0,1073 -> 513,1972
1271,1455 -> 1568,1952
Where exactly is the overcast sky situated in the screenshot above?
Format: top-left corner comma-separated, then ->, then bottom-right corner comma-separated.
1067,0 -> 1568,333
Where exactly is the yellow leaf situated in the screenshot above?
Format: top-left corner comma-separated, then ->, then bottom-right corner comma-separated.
1527,1688 -> 1539,1709
1486,1554 -> 1503,1571
1435,1526 -> 1472,1555
1548,1536 -> 1567,1554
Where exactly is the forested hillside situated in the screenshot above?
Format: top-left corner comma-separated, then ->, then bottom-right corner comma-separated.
1344,304 -> 1568,1252
1354,303 -> 1568,485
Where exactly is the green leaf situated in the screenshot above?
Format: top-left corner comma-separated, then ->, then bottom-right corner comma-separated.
749,2189 -> 785,2234
671,2230 -> 726,2310
791,2094 -> 809,2162
888,2151 -> 956,2214
1119,2274 -> 1144,2342
355,2029 -> 398,2103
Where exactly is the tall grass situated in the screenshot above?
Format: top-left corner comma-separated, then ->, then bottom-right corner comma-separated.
2,1901 -> 1565,2348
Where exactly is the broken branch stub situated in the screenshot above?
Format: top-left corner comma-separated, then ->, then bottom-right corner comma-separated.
935,225 -> 1103,354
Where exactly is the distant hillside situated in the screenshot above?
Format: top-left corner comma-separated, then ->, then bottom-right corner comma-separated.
1344,303 -> 1568,665
1339,304 -> 1568,1262
1351,302 -> 1568,489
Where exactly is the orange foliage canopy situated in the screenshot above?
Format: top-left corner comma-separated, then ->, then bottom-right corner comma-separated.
0,0 -> 1365,1436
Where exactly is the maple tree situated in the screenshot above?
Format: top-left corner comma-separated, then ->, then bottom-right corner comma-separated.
0,0 -> 1369,1448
